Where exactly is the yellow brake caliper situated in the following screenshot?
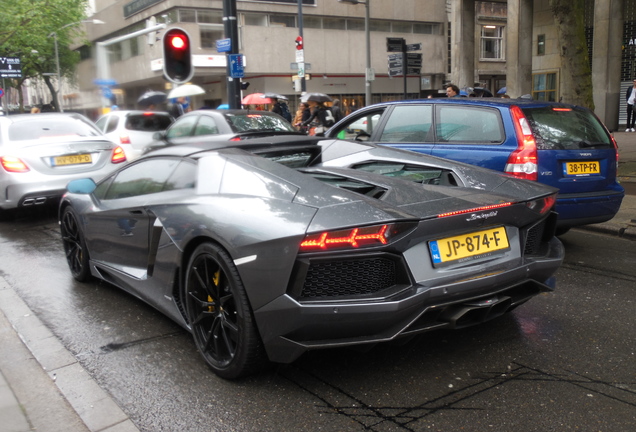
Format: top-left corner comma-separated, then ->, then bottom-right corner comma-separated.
207,269 -> 220,312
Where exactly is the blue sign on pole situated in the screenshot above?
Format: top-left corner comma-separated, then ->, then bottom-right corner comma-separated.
229,54 -> 244,78
216,38 -> 232,53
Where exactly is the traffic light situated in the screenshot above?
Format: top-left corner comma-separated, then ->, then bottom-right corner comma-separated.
162,28 -> 193,84
295,36 -> 303,50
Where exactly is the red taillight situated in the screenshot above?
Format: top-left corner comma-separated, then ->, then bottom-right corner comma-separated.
301,225 -> 389,250
505,106 -> 538,181
437,202 -> 513,218
229,136 -> 242,141
526,194 -> 557,215
1,156 -> 30,173
111,146 -> 127,164
119,135 -> 131,144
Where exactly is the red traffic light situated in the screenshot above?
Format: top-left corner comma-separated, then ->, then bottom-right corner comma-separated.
169,35 -> 187,50
162,28 -> 193,84
295,36 -> 303,50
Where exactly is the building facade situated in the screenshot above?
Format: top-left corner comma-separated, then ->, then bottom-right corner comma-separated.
61,0 -> 448,118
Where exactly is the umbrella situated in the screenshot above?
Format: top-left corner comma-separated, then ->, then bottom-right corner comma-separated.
301,92 -> 332,103
137,91 -> 167,107
473,87 -> 494,97
167,84 -> 206,99
217,104 -> 230,109
262,92 -> 288,101
243,93 -> 272,104
497,86 -> 507,94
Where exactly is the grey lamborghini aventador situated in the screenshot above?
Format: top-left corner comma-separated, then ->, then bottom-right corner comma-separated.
59,135 -> 564,379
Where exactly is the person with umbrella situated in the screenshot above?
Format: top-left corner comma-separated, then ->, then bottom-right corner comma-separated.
301,93 -> 336,136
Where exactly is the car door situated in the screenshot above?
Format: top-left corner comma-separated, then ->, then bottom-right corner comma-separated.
430,104 -> 511,171
326,107 -> 387,142
84,158 -> 193,279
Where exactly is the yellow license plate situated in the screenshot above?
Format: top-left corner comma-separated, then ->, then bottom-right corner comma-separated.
429,227 -> 509,266
565,161 -> 600,176
52,154 -> 92,166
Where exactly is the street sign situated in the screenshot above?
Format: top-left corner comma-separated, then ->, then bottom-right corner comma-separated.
388,53 -> 401,61
407,68 -> 421,75
290,62 -> 311,70
0,57 -> 22,78
386,37 -> 405,52
388,68 -> 403,77
406,53 -> 423,67
229,54 -> 245,78
93,78 -> 118,86
216,38 -> 232,53
297,61 -> 305,78
388,60 -> 403,69
406,43 -> 422,51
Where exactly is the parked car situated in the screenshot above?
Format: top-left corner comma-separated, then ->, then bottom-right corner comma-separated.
0,113 -> 126,218
326,99 -> 625,234
145,109 -> 302,153
95,110 -> 174,161
59,135 -> 563,379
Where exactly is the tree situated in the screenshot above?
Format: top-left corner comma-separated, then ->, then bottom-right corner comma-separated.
0,0 -> 87,112
549,0 -> 594,109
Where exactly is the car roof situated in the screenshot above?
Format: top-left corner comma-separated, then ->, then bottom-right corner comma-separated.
364,97 -> 587,110
101,110 -> 172,117
0,112 -> 94,123
143,135 -> 328,159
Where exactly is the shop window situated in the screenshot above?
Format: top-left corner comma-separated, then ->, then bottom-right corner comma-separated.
480,25 -> 504,60
198,10 -> 223,24
532,72 -> 558,101
323,17 -> 346,30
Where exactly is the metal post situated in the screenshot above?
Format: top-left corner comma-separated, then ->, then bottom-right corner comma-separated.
364,0 -> 372,106
298,0 -> 306,92
223,0 -> 241,109
53,32 -> 63,112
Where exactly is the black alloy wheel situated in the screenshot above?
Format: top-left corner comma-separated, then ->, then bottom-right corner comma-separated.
60,206 -> 91,282
184,242 -> 266,379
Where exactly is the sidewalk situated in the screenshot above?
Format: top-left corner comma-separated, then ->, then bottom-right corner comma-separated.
0,277 -> 139,432
579,131 -> 636,239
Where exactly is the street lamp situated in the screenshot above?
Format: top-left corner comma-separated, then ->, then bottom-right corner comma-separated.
48,19 -> 105,112
339,0 -> 372,107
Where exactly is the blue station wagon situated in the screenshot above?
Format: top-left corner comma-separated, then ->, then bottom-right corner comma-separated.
326,98 -> 625,234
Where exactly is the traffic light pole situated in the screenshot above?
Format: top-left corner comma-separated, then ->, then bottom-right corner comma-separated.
223,0 -> 241,109
297,0 -> 306,92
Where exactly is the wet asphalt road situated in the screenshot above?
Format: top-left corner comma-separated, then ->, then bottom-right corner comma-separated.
0,206 -> 634,432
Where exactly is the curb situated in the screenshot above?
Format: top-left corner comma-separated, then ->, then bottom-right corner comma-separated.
0,276 -> 140,432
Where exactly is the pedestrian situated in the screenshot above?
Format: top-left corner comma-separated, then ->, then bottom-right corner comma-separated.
626,79 -> 636,132
30,106 -> 40,114
330,98 -> 344,123
302,99 -> 336,136
271,98 -> 292,122
169,97 -> 188,118
445,84 -> 461,98
293,102 -> 311,134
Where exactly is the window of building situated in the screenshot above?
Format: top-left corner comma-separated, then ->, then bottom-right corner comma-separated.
323,17 -> 346,30
480,25 -> 504,60
201,27 -> 224,49
347,18 -> 365,31
303,16 -> 322,29
243,13 -> 268,26
370,20 -> 391,32
414,23 -> 441,35
179,9 -> 196,23
270,15 -> 296,27
392,22 -> 412,33
537,34 -> 546,55
532,72 -> 558,101
198,10 -> 223,24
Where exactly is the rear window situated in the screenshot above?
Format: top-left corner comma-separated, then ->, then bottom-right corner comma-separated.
125,114 -> 173,132
522,106 -> 611,150
225,113 -> 296,133
9,115 -> 102,141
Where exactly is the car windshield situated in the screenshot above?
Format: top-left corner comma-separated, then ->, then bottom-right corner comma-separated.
224,113 -> 296,133
9,116 -> 102,141
522,106 -> 612,150
125,114 -> 173,132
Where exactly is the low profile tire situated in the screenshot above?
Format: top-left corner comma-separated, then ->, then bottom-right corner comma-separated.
555,227 -> 570,236
60,206 -> 91,282
184,242 -> 267,379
